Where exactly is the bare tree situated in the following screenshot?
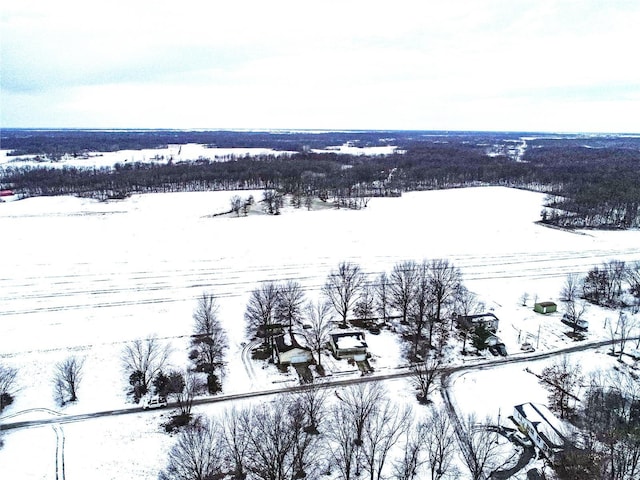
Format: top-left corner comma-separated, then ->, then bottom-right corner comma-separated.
462,414 -> 512,480
336,382 -> 386,445
170,370 -> 203,417
361,400 -> 412,480
540,356 -> 583,419
245,400 -> 297,480
0,363 -> 18,413
245,281 -> 280,349
293,381 -> 329,434
609,311 -> 636,360
564,298 -> 588,334
220,406 -> 251,480
190,292 -> 228,378
390,260 -> 418,325
262,189 -> 282,215
297,300 -> 333,370
276,280 -> 306,338
230,194 -> 243,216
452,285 -> 485,354
159,419 -> 225,480
53,356 -> 84,406
426,259 -> 462,346
407,260 -> 431,358
561,273 -> 581,303
288,397 -> 323,480
627,261 -> 640,299
424,408 -> 457,480
354,282 -> 376,324
122,336 -> 171,400
411,352 -> 444,404
328,401 -> 360,480
374,272 -> 391,326
392,422 -> 427,480
323,261 -> 365,327
519,291 -> 530,307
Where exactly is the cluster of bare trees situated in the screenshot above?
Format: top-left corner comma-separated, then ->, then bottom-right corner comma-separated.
245,280 -> 333,370
556,368 -> 640,480
244,259 -> 473,373
119,292 -> 229,423
323,259 -> 467,360
565,260 -> 640,309
159,383 -> 490,480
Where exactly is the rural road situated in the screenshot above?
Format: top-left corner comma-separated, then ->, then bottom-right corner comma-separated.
2,336 -> 633,432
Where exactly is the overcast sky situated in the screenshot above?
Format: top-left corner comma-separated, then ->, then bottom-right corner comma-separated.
2,0 -> 639,132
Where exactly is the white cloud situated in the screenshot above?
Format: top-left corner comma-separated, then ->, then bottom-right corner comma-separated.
2,0 -> 640,131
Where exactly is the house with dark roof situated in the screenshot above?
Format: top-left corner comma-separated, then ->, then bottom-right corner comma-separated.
328,330 -> 368,360
456,313 -> 499,333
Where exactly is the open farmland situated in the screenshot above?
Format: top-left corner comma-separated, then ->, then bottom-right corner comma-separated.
1,186 -> 640,478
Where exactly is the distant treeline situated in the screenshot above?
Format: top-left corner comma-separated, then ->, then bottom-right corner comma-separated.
1,130 -> 639,229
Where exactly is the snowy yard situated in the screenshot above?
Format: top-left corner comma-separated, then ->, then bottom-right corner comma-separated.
1,186 -> 639,478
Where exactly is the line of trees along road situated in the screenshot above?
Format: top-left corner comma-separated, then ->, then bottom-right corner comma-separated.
158,381 -> 519,480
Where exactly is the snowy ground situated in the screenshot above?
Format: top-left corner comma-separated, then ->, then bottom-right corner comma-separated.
0,143 -> 400,170
1,186 -> 639,478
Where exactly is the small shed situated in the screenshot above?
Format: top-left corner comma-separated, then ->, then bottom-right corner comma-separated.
534,302 -> 557,314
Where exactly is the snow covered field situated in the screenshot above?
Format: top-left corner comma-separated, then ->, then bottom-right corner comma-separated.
0,142 -> 400,170
1,186 -> 639,478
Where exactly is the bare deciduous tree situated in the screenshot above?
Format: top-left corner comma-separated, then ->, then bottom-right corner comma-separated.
293,381 -> 329,434
411,353 -> 444,404
0,363 -> 18,413
354,282 -> 376,323
230,194 -> 243,216
245,281 -> 280,349
452,285 -> 485,354
245,401 -> 297,480
159,419 -> 225,480
122,336 -> 171,399
328,401 -> 360,480
53,356 -> 84,406
220,406 -> 251,480
393,422 -> 427,480
462,414 -> 512,480
323,261 -> 365,327
540,356 -> 583,419
390,260 -> 418,325
374,272 -> 391,326
335,382 -> 386,445
608,311 -> 636,361
426,259 -> 462,346
361,400 -> 412,480
297,300 -> 333,370
171,370 -> 203,417
561,273 -> 581,303
276,280 -> 306,338
423,408 -> 457,480
191,292 -> 228,377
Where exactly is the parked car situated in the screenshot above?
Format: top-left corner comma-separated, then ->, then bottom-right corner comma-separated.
495,343 -> 508,356
142,395 -> 167,410
520,342 -> 535,353
561,315 -> 589,331
488,345 -> 500,356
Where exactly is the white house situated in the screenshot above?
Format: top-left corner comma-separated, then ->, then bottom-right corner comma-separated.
513,403 -> 570,461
